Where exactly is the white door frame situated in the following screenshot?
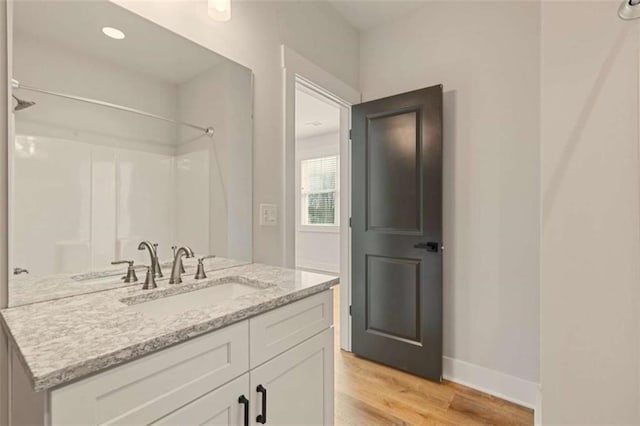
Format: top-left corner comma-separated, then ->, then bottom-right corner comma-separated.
0,1 -> 10,424
281,45 -> 360,351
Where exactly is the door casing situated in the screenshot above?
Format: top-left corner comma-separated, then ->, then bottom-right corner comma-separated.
281,45 -> 360,351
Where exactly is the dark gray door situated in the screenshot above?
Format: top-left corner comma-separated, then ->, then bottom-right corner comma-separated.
351,85 -> 443,381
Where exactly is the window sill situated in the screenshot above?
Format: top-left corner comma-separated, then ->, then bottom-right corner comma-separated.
297,225 -> 340,234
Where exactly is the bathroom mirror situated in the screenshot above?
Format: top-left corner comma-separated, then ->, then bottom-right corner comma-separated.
8,0 -> 253,306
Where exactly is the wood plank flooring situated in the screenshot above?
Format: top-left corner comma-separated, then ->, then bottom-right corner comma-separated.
332,287 -> 533,425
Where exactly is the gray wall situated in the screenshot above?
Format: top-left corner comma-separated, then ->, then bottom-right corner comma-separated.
540,2 -> 640,423
114,0 -> 360,266
360,1 -> 541,389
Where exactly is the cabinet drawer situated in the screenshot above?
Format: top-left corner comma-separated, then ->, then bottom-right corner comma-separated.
50,321 -> 249,425
249,290 -> 333,368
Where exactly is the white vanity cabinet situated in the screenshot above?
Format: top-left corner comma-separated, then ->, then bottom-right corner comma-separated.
250,329 -> 333,426
154,373 -> 251,425
10,290 -> 334,426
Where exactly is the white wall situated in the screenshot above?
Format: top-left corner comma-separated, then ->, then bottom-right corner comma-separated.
295,131 -> 340,273
540,2 -> 640,423
13,31 -> 177,148
112,0 -> 360,266
360,1 -> 541,401
177,61 -> 253,261
10,31 -> 226,274
11,33 -> 185,274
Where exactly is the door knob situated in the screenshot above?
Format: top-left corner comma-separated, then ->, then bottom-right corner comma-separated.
414,242 -> 439,252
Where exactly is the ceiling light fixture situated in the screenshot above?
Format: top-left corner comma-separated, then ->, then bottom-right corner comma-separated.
208,0 -> 231,22
102,27 -> 125,40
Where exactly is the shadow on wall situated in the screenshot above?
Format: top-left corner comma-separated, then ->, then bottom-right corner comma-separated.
542,26 -> 634,224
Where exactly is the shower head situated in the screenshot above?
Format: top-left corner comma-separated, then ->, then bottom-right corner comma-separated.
11,94 -> 36,112
619,0 -> 640,20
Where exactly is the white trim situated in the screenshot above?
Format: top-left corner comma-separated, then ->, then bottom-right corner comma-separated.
297,225 -> 340,234
281,46 -> 360,105
443,356 -> 538,409
1,2 -> 10,425
281,45 -> 359,352
534,385 -> 542,425
294,260 -> 339,275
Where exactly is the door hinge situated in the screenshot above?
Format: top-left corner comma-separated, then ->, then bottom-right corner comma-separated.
349,305 -> 352,316
349,217 -> 352,228
349,129 -> 352,140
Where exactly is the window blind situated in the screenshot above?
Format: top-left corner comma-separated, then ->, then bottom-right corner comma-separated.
301,156 -> 338,225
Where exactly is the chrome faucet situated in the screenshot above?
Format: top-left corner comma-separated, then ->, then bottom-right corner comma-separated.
142,266 -> 157,290
138,241 -> 160,288
170,246 -> 194,284
171,246 -> 186,274
152,243 -> 163,278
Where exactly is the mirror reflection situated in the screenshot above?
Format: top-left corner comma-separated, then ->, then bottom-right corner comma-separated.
9,1 -> 253,306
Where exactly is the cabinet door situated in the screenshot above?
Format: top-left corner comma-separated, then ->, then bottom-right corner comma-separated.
250,328 -> 334,426
153,374 -> 250,426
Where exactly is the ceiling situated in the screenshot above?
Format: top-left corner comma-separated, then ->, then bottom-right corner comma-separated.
295,89 -> 340,140
328,1 -> 428,31
13,1 -> 225,85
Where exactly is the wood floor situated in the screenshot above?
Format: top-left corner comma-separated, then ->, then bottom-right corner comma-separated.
332,287 -> 533,425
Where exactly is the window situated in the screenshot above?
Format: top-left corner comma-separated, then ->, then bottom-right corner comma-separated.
300,155 -> 339,226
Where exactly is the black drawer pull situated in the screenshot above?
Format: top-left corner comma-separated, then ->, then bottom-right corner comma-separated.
256,384 -> 267,424
414,242 -> 439,252
238,395 -> 249,426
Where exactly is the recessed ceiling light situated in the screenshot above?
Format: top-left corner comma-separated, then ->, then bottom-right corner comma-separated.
208,0 -> 231,22
102,27 -> 125,40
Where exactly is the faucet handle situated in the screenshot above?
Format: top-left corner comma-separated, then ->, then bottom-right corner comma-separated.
111,260 -> 138,283
194,255 -> 216,280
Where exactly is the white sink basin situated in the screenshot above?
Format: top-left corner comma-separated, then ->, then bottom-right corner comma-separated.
128,282 -> 262,319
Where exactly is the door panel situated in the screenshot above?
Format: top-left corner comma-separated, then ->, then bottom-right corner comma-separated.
367,109 -> 421,232
351,85 -> 443,381
366,255 -> 421,343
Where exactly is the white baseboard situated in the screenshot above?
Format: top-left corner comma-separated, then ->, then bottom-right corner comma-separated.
443,356 -> 538,410
534,385 -> 542,425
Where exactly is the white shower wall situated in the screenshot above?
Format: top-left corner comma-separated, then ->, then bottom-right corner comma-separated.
10,26 -> 252,276
12,134 -> 210,275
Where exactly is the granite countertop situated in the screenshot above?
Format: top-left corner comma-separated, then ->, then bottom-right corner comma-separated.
9,257 -> 248,307
0,261 -> 339,392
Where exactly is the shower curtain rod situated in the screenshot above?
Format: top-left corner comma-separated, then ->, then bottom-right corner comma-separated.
11,79 -> 214,137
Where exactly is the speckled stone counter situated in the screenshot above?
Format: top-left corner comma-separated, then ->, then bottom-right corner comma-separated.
9,257 -> 248,307
1,262 -> 339,392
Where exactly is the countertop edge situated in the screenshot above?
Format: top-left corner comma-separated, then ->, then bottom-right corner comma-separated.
29,279 -> 339,392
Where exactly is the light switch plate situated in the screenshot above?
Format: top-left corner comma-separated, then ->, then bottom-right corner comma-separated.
259,203 -> 277,226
